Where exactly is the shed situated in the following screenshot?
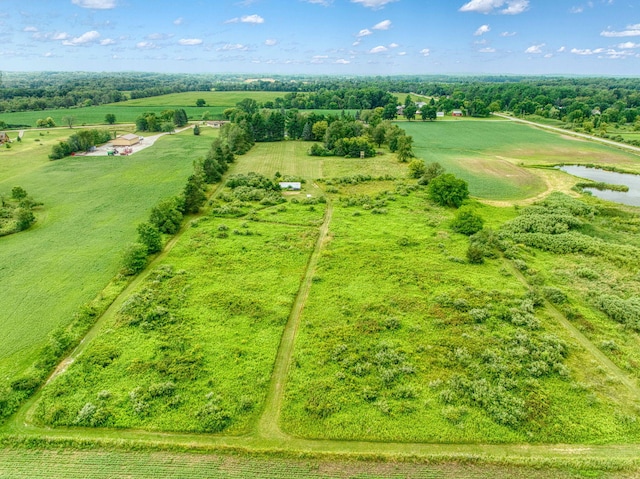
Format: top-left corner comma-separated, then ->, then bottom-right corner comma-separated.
112,133 -> 141,147
279,182 -> 301,191
452,110 -> 463,117
436,111 -> 445,118
0,132 -> 9,144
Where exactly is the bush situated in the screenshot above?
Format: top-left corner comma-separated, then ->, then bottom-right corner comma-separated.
427,173 -> 469,208
451,207 -> 484,235
121,243 -> 148,276
407,159 -> 426,179
137,222 -> 163,254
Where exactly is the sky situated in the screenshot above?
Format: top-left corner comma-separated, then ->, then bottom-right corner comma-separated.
0,0 -> 639,76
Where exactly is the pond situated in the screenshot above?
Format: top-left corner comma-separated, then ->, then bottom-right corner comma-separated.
559,165 -> 640,207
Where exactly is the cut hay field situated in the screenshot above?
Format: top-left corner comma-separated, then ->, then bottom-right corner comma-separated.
0,128 -> 217,384
402,120 -> 640,200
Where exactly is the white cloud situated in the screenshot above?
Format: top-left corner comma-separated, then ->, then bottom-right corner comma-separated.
500,31 -> 516,37
601,24 -> 640,37
351,0 -> 398,9
265,38 -> 277,46
304,0 -> 333,5
544,53 -> 553,58
459,0 -> 529,15
389,42 -> 399,48
479,47 -> 496,52
147,33 -> 173,40
525,43 -> 545,54
398,51 -> 407,56
369,45 -> 388,53
420,48 -> 430,56
618,41 -> 640,48
373,20 -> 392,30
474,24 -> 491,35
357,29 -> 373,37
23,26 -> 38,32
218,43 -> 248,51
100,38 -> 115,45
179,38 -> 203,46
62,30 -> 100,46
241,14 -> 264,24
335,58 -> 351,64
136,41 -> 157,49
570,6 -> 584,13
52,32 -> 70,40
558,46 -> 566,52
71,0 -> 117,9
571,47 -> 605,55
173,17 -> 184,25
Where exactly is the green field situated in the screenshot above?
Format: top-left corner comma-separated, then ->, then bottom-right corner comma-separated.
0,128 -> 216,383
5,115 -> 640,477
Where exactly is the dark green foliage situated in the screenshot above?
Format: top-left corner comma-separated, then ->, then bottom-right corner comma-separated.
333,136 -> 376,158
104,113 -> 116,124
11,186 -> 27,200
182,171 -> 207,214
593,294 -> 640,331
543,287 -> 568,305
226,172 -> 280,191
49,129 -> 112,159
150,197 -> 184,234
195,98 -> 206,107
427,173 -> 469,208
466,243 -> 485,264
407,159 -> 426,178
451,207 -> 484,236
137,222 -> 163,254
15,208 -> 35,231
121,243 -> 148,276
173,108 -> 188,127
418,162 -> 445,185
193,124 -> 200,136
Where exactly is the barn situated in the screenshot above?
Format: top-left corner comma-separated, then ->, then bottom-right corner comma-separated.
112,133 -> 141,147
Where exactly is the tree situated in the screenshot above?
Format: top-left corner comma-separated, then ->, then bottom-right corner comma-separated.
62,115 -> 76,128
11,186 -> 28,200
451,207 -> 484,235
396,135 -> 414,163
196,98 -> 207,107
137,222 -> 163,254
193,124 -> 201,136
105,113 -> 116,125
404,103 -> 417,121
121,243 -> 148,276
382,103 -> 398,120
407,159 -> 426,178
427,173 -> 469,208
182,171 -> 207,214
371,123 -> 387,147
150,197 -> 183,234
173,109 -> 188,127
418,162 -> 445,185
302,122 -> 313,141
15,208 -> 35,231
312,121 -> 328,142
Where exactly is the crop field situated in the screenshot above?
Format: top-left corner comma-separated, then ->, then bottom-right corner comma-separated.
402,120 -> 640,200
0,128 -> 216,382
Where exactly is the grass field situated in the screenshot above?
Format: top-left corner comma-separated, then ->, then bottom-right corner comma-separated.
6,115 -> 640,477
402,120 -> 640,200
0,128 -> 216,382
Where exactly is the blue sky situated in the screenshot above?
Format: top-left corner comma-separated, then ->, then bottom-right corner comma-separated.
1,0 -> 639,75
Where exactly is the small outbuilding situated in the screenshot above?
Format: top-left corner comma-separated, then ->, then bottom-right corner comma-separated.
452,109 -> 463,117
112,133 -> 141,147
436,111 -> 445,118
0,132 -> 9,144
279,182 -> 301,191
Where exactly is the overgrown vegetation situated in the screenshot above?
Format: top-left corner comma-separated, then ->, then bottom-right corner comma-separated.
0,186 -> 41,236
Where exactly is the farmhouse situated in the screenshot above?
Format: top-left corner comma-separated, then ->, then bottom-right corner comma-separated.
112,133 -> 141,147
279,182 -> 301,191
0,132 -> 9,144
452,109 -> 463,117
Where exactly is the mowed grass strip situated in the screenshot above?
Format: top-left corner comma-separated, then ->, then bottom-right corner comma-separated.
281,184 -> 640,443
232,141 -> 323,180
34,208 -> 319,434
0,128 -> 217,377
0,448 -> 629,479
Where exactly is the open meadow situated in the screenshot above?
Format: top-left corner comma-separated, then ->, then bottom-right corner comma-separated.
4,113 -> 640,477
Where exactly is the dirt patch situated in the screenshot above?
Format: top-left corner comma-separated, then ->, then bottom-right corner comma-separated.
459,156 -> 540,187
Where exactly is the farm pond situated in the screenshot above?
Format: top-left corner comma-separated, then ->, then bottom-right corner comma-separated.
559,165 -> 640,207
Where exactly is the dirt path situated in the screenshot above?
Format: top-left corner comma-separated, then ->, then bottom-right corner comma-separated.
84,126 -> 193,157
257,186 -> 333,439
493,113 -> 640,155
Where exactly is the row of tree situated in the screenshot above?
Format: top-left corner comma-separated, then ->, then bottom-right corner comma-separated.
135,109 -> 188,132
49,129 -> 112,160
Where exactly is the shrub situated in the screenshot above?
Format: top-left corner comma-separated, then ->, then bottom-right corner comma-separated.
451,207 -> 484,235
427,173 -> 469,208
121,243 -> 148,276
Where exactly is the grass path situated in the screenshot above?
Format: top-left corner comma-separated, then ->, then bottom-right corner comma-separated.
257,187 -> 333,439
